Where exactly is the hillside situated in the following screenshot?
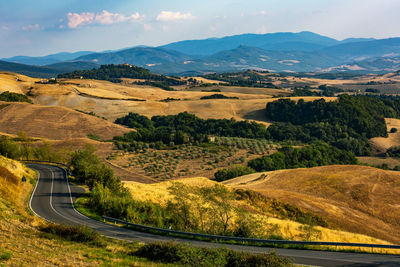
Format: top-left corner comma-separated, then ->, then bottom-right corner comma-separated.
1,32 -> 400,75
123,177 -> 394,248
223,165 -> 400,243
371,118 -> 400,154
160,31 -> 339,56
76,47 -> 192,67
0,60 -> 98,78
1,51 -> 94,66
0,60 -> 59,78
0,156 -> 175,265
0,102 -> 130,140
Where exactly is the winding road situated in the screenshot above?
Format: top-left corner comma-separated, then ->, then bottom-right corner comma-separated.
28,163 -> 400,267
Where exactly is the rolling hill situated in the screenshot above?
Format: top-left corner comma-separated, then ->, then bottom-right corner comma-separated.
160,31 -> 340,56
75,46 -> 192,67
2,51 -> 94,66
223,165 -> 400,243
0,60 -> 98,78
0,101 -> 130,140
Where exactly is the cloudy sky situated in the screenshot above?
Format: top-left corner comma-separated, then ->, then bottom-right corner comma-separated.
0,0 -> 399,58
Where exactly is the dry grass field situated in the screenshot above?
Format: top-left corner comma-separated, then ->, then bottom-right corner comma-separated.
0,72 -> 336,124
0,101 -> 130,140
0,72 -> 39,94
223,165 -> 400,244
371,118 -> 400,154
124,177 -> 395,251
357,156 -> 400,169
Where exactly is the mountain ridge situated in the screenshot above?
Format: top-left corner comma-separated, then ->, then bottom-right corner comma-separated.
1,31 -> 400,76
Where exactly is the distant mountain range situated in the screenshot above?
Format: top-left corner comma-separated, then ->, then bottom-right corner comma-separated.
1,31 -> 400,77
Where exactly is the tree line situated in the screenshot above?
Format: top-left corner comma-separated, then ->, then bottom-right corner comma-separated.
265,95 -> 396,155
215,142 -> 357,181
114,112 -> 270,147
58,64 -> 185,88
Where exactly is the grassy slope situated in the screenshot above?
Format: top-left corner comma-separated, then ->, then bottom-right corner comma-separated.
0,101 -> 130,140
0,72 -> 336,123
223,165 -> 400,244
0,155 -> 171,266
370,118 -> 400,154
124,177 -> 395,253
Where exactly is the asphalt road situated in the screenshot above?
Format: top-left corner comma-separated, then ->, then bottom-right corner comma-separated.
28,163 -> 400,267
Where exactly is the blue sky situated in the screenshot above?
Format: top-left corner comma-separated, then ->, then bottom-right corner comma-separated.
0,0 -> 399,58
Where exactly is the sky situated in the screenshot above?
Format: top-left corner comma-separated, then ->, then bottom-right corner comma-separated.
0,0 -> 399,58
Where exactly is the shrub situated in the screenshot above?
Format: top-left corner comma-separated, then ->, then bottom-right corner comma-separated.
0,251 -> 12,261
39,224 -> 105,247
214,165 -> 255,181
133,242 -> 292,267
200,94 -> 239,100
0,91 -> 32,103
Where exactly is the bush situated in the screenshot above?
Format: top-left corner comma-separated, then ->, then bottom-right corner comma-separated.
133,242 -> 292,267
200,94 -> 239,100
0,251 -> 12,261
69,146 -> 123,192
391,128 -> 398,133
0,91 -> 32,103
214,165 -> 255,181
39,224 -> 105,247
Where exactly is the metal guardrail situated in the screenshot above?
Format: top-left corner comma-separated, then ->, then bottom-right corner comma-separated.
23,160 -> 400,252
103,216 -> 400,251
22,160 -> 72,175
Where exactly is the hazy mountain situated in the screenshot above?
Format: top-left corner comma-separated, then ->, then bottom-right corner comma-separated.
340,38 -> 376,44
2,51 -> 94,66
0,60 -> 99,78
160,31 -> 339,56
145,46 -> 345,74
326,56 -> 400,73
2,32 -> 400,76
320,38 -> 400,61
0,60 -> 59,77
44,61 -> 99,72
76,47 -> 192,66
259,41 -> 326,52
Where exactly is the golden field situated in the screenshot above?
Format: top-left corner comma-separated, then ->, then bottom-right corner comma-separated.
0,72 -> 336,123
223,165 -> 400,244
0,101 -> 130,140
124,177 -> 397,254
371,118 -> 400,154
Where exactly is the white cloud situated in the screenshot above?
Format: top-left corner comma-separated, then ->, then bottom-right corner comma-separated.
66,10 -> 143,28
21,24 -> 40,31
1,26 -> 9,31
156,11 -> 195,22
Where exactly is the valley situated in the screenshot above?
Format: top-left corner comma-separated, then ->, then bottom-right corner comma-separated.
1,54 -> 400,266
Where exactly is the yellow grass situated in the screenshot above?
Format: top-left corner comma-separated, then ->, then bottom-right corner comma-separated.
0,72 -> 38,94
224,165 -> 400,244
371,118 -> 400,153
184,76 -> 228,84
0,101 -> 130,140
0,155 -> 167,266
124,177 -> 396,253
0,72 -> 337,123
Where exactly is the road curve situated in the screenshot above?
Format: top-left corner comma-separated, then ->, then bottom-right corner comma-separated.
28,163 -> 400,267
